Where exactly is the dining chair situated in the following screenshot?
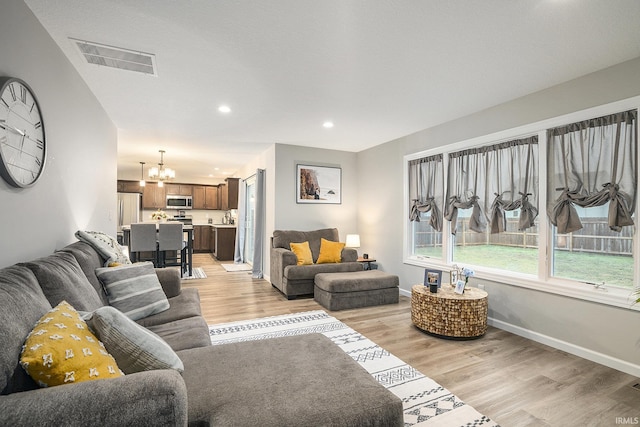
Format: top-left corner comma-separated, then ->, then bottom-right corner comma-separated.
129,223 -> 159,266
158,223 -> 188,277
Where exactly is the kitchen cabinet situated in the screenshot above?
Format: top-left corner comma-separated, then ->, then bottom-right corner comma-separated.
217,183 -> 228,211
117,180 -> 142,193
142,182 -> 166,209
193,185 -> 218,210
194,225 -> 212,252
217,178 -> 240,210
212,226 -> 236,261
226,178 -> 239,209
164,183 -> 192,196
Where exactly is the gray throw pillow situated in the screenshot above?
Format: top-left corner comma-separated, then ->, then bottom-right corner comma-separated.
84,306 -> 183,374
21,251 -> 103,312
95,262 -> 170,320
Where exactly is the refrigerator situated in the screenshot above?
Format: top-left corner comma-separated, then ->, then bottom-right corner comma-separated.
117,193 -> 142,240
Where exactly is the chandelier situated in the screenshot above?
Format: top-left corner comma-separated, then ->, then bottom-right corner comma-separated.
148,150 -> 175,187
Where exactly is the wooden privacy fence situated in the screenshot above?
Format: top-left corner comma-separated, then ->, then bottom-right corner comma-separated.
414,217 -> 633,256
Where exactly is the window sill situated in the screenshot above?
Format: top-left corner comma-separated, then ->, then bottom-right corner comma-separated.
404,256 -> 639,311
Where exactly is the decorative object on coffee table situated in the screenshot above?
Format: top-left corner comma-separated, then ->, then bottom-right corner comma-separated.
411,284 -> 488,339
424,269 -> 441,288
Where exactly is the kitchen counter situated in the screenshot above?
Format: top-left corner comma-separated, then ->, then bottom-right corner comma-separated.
192,223 -> 237,228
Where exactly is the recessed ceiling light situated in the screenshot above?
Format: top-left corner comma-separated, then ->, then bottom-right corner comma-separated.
323,121 -> 334,128
218,105 -> 231,114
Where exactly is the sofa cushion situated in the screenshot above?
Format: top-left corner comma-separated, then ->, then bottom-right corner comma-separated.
289,241 -> 313,265
316,238 -> 345,264
136,288 -> 203,328
20,301 -> 124,388
0,265 -> 52,395
58,241 -> 111,305
85,306 -> 183,374
272,228 -> 339,262
21,251 -> 104,312
95,262 -> 170,321
284,262 -> 364,281
146,316 -> 212,352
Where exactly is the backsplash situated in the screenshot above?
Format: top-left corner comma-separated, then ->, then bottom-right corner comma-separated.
141,209 -> 236,225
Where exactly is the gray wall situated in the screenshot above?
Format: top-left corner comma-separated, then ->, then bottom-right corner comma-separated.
358,57 -> 640,374
273,144 -> 358,236
0,1 -> 117,268
242,143 -> 358,281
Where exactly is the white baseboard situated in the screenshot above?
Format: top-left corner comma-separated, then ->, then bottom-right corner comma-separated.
488,317 -> 640,378
399,287 -> 640,377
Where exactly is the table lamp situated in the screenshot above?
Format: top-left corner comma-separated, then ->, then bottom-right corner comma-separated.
345,234 -> 361,257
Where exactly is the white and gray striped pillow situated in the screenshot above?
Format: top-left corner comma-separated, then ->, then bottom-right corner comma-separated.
95,262 -> 169,320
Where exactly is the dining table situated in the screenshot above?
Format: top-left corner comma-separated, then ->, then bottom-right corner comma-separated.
121,223 -> 193,277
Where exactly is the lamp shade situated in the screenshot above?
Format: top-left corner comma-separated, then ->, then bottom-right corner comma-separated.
345,234 -> 361,248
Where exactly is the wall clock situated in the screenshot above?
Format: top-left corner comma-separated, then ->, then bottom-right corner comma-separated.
0,77 -> 46,188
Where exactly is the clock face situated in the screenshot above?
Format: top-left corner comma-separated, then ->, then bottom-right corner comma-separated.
0,77 -> 46,188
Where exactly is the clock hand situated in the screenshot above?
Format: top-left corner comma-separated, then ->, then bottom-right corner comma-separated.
0,122 -> 26,136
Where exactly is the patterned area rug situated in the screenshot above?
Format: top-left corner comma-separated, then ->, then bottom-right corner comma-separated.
182,267 -> 207,280
209,310 -> 499,426
221,263 -> 252,272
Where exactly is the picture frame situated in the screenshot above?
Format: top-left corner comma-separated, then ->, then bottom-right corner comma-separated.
424,269 -> 442,288
450,269 -> 458,286
454,280 -> 466,294
296,164 -> 342,204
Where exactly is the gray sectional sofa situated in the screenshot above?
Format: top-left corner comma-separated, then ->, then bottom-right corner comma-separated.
270,228 -> 364,299
0,239 -> 403,426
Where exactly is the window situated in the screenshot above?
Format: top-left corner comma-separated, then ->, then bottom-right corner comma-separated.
405,102 -> 639,306
408,154 -> 444,259
446,137 -> 539,274
548,110 -> 637,288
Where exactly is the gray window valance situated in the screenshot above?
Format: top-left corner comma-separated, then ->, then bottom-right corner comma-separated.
444,136 -> 539,235
409,154 -> 444,231
547,109 -> 637,234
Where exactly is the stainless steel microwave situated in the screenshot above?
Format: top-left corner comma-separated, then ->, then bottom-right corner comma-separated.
166,195 -> 192,209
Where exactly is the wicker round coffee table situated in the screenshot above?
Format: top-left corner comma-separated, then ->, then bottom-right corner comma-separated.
411,284 -> 488,339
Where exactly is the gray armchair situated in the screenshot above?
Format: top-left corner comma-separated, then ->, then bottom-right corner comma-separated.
270,228 -> 363,299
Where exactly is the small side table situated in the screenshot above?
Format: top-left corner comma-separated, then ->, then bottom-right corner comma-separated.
357,257 -> 376,270
411,284 -> 488,339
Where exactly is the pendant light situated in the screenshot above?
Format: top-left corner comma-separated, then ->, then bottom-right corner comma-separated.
148,150 -> 175,187
139,162 -> 146,187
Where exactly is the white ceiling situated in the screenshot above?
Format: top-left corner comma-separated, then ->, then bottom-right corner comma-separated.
24,0 -> 640,184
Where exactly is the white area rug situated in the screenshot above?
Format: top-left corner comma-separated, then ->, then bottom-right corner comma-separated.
221,263 -> 251,272
182,267 -> 207,280
208,310 -> 499,426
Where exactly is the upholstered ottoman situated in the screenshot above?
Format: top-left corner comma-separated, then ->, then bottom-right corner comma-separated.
314,270 -> 399,311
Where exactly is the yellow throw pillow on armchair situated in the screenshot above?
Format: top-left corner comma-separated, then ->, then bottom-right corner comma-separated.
316,238 -> 345,264
290,241 -> 314,265
20,301 -> 124,388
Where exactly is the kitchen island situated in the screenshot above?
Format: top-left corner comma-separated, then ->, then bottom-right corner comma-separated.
190,223 -> 237,261
211,224 -> 236,261
121,224 -> 194,277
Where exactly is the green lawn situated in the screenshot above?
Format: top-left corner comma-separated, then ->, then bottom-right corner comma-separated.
418,245 -> 634,288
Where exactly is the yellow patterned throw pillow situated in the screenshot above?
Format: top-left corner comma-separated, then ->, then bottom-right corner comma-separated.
290,241 -> 314,265
316,238 -> 345,264
20,301 -> 124,388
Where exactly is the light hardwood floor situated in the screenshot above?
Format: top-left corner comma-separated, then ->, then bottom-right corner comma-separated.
183,254 -> 640,427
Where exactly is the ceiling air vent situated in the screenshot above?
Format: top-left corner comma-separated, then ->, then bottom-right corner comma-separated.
70,38 -> 157,76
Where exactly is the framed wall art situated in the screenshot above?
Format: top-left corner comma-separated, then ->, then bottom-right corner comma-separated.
296,164 -> 341,204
